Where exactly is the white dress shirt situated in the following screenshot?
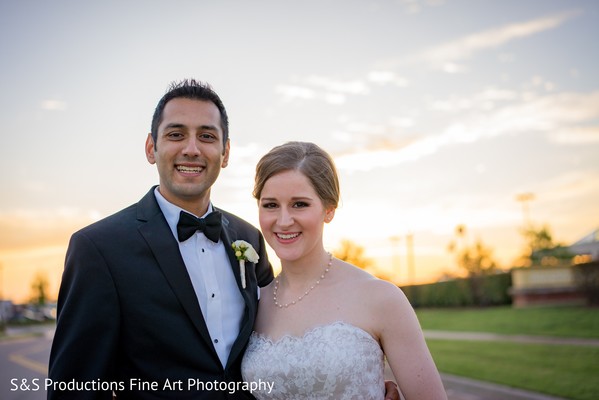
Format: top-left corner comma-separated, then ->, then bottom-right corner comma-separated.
154,188 -> 245,367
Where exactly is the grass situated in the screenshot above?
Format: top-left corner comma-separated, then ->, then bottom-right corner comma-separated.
415,306 -> 599,338
413,306 -> 599,399
428,339 -> 599,400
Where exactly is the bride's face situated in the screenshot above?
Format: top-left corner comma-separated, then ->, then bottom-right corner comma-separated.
258,169 -> 334,263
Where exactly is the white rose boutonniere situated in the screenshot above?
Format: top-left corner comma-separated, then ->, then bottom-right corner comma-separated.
232,240 -> 260,289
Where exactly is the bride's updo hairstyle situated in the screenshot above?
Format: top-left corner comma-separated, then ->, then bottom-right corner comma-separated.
253,141 -> 340,210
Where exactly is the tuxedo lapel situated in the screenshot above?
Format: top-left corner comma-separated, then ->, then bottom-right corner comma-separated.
219,213 -> 258,369
136,188 -> 218,360
220,216 -> 245,292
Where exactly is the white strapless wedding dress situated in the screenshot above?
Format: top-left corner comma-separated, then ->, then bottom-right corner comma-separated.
241,321 -> 385,400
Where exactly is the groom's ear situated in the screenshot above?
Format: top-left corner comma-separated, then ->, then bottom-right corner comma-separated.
145,133 -> 156,164
221,139 -> 230,168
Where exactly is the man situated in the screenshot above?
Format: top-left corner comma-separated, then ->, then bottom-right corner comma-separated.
49,80 -> 273,399
48,80 -> 400,399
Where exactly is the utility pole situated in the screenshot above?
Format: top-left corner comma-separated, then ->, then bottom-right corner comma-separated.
390,236 -> 401,283
406,233 -> 415,285
516,193 -> 536,264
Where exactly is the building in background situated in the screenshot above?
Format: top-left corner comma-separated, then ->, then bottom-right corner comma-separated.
510,228 -> 599,307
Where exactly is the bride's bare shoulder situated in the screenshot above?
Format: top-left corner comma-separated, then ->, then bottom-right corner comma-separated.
335,260 -> 406,297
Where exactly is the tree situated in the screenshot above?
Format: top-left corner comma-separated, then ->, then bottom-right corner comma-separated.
519,225 -> 574,267
458,240 -> 498,276
333,239 -> 373,269
447,225 -> 498,277
333,239 -> 399,282
30,271 -> 50,306
447,225 -> 499,306
524,225 -> 554,253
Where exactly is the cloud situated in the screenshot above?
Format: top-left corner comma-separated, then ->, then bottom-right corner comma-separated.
383,10 -> 580,70
276,84 -> 348,104
398,0 -> 447,15
276,70 -> 412,105
334,133 -> 443,171
431,87 -> 519,112
304,75 -> 369,95
488,91 -> 599,137
539,170 -> 599,201
367,70 -> 409,87
275,85 -> 315,101
41,99 -> 68,111
549,126 -> 599,144
220,141 -> 265,187
334,90 -> 599,172
442,62 -> 468,74
282,10 -> 581,106
276,75 -> 370,105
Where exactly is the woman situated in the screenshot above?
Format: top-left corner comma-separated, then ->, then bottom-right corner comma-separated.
242,142 -> 447,399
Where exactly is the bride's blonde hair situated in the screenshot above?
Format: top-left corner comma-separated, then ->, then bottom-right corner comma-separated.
253,141 -> 340,209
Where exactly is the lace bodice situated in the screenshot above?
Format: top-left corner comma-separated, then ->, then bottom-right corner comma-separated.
241,321 -> 385,400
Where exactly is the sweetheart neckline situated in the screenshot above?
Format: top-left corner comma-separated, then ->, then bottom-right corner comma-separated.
250,321 -> 378,346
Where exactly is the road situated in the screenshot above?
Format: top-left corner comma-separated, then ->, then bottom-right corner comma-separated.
1,326 -> 52,400
1,325 -> 569,400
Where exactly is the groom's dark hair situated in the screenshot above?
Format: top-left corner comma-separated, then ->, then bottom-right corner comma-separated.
150,79 -> 229,151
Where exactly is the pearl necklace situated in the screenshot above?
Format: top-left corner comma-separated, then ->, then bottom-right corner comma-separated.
273,253 -> 333,309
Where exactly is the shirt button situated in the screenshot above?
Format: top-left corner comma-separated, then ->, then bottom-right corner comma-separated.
214,339 -> 219,343
211,293 -> 215,298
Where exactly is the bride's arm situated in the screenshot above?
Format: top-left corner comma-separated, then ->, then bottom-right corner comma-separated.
372,280 -> 448,400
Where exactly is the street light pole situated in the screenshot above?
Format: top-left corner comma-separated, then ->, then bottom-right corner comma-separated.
516,192 -> 535,228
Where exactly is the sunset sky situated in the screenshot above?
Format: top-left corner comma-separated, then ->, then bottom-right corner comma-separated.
1,0 -> 598,303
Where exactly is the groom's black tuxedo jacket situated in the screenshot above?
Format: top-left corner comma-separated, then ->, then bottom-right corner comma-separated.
48,187 -> 274,399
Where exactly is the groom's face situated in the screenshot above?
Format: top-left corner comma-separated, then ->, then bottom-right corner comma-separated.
145,97 -> 230,212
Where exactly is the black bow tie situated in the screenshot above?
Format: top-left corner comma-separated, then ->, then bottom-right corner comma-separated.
176,210 -> 222,243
